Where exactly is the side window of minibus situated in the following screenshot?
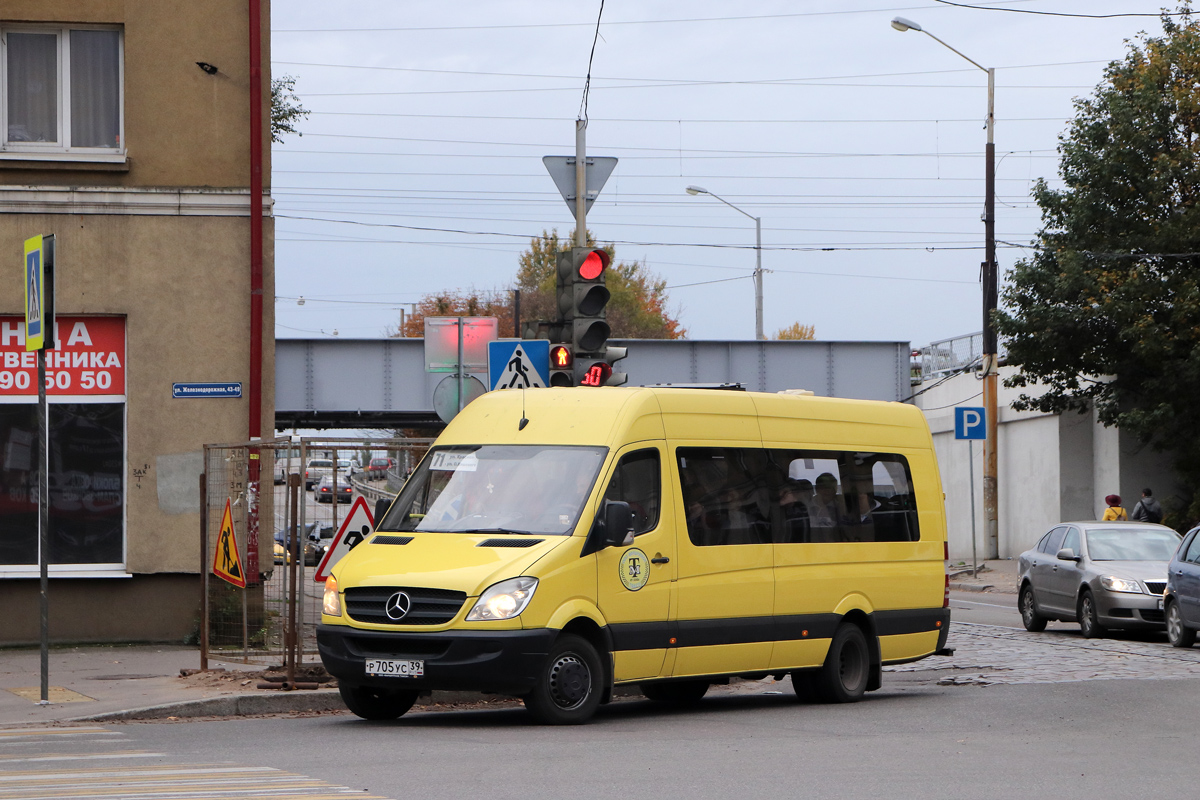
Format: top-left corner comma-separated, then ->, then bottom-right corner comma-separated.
603,449 -> 661,535
768,449 -> 919,543
677,447 -> 772,546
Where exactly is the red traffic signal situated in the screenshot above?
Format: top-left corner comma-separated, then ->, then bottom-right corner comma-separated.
550,344 -> 573,369
580,362 -> 612,387
577,249 -> 609,280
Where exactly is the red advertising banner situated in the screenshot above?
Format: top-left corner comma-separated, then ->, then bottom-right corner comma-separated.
0,316 -> 125,397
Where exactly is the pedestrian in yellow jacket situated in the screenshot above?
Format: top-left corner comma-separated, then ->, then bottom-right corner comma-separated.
1102,494 -> 1128,521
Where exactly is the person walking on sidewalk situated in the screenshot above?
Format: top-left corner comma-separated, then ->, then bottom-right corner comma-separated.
1131,488 -> 1164,524
1102,494 -> 1128,521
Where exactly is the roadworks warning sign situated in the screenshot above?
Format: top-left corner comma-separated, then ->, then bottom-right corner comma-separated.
212,498 -> 246,588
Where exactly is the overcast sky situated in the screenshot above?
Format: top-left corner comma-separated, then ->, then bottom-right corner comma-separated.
270,0 -> 1174,347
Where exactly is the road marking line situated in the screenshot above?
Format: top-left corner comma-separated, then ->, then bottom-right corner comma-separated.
952,599 -> 1018,610
0,728 -> 115,739
0,751 -> 163,764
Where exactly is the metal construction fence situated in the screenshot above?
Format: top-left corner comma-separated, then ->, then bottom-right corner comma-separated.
200,436 -> 432,668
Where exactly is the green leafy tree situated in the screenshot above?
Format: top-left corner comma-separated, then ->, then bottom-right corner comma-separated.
515,229 -> 685,339
994,8 -> 1200,519
271,74 -> 309,143
395,230 -> 685,339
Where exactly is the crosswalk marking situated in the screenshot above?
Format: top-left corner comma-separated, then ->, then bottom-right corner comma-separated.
0,728 -> 116,740
0,728 -> 390,800
0,751 -> 164,764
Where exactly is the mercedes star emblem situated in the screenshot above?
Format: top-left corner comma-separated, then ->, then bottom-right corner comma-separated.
385,591 -> 412,621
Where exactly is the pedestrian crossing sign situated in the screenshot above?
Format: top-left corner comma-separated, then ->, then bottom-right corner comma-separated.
212,498 -> 246,588
488,340 -> 550,391
23,235 -> 44,351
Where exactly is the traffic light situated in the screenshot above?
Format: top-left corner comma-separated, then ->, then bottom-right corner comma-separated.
576,346 -> 628,387
548,344 -> 574,387
569,246 -> 611,355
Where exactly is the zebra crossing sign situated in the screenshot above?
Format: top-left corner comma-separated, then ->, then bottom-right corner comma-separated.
488,340 -> 550,390
23,235 -> 46,351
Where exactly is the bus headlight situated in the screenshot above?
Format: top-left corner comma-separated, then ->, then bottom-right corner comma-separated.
323,576 -> 342,616
466,577 -> 538,621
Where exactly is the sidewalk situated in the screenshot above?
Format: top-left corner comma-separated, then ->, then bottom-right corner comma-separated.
0,645 -> 344,728
948,558 -> 1019,594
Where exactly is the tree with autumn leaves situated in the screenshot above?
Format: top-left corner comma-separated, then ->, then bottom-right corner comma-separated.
394,230 -> 684,339
995,8 -> 1200,519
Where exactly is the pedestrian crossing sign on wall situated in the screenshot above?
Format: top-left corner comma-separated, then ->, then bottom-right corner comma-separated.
212,498 -> 246,588
488,340 -> 550,391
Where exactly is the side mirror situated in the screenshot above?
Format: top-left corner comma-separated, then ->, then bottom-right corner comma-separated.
581,501 -> 635,556
374,498 -> 391,526
604,501 -> 635,548
1056,547 -> 1081,562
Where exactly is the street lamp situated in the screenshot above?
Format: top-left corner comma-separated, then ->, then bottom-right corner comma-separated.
685,185 -> 765,340
892,17 -> 999,559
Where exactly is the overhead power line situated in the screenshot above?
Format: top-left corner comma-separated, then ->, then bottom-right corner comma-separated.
933,0 -> 1188,18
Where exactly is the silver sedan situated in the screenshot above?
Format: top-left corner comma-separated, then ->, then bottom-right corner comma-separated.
1017,521 -> 1181,638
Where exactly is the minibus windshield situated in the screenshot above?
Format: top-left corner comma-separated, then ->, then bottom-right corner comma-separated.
379,445 -> 607,535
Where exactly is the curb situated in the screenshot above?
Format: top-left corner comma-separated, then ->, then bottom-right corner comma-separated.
949,582 -> 995,592
69,690 -> 347,722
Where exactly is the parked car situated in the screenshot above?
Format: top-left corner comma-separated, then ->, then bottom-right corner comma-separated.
1163,526 -> 1200,646
1018,521 -> 1181,638
315,475 -> 352,504
272,522 -> 335,567
367,457 -> 392,480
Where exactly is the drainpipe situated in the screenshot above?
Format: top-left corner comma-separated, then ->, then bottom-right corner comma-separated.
246,0 -> 264,579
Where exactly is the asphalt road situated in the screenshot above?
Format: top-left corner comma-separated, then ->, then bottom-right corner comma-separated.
18,676 -> 1196,800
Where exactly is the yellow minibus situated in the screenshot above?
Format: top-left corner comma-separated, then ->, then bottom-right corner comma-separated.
317,386 -> 950,724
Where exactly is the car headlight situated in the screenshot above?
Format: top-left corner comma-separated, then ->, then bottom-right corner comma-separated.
323,576 -> 342,616
466,577 -> 538,621
1100,576 -> 1143,594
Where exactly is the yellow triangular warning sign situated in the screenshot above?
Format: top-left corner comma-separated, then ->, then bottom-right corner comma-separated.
212,498 -> 246,588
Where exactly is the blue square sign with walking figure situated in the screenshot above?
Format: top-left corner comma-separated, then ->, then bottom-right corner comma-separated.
488,340 -> 550,391
954,406 -> 987,440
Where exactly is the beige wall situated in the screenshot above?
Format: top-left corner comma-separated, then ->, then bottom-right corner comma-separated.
0,0 -> 272,188
0,2 -> 274,642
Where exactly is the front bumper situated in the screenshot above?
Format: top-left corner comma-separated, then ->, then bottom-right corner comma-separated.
1096,590 -> 1166,628
317,624 -> 557,694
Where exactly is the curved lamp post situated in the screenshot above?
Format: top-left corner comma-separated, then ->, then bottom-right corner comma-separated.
686,185 -> 764,340
892,16 -> 999,559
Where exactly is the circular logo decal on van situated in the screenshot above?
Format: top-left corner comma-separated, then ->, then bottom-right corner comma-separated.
619,548 -> 650,591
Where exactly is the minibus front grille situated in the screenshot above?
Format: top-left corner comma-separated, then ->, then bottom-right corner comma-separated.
372,535 -> 414,545
344,586 -> 467,625
477,538 -> 544,548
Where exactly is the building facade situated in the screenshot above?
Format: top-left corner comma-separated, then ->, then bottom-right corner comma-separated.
0,1 -> 273,643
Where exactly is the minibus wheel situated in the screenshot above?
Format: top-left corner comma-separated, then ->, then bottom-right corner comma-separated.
640,680 -> 709,706
339,684 -> 419,720
524,634 -> 603,725
815,623 -> 869,703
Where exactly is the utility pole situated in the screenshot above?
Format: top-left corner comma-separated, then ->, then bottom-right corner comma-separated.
982,66 -> 999,559
575,119 -> 587,247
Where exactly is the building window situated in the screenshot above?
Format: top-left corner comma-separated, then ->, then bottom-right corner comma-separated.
2,26 -> 123,154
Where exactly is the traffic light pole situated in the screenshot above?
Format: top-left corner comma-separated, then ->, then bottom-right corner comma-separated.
575,119 -> 587,247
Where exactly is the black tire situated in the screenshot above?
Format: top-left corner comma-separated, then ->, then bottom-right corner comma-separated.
790,670 -> 819,703
338,684 -> 419,721
640,680 -> 709,706
814,623 -> 871,703
523,634 -> 604,725
1078,590 -> 1106,639
1019,584 -> 1048,632
1166,600 -> 1196,648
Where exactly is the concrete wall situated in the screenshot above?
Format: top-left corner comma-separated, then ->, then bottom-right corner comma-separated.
915,366 -> 1181,560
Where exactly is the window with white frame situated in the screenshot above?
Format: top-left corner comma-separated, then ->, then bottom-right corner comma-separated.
2,25 -> 123,154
